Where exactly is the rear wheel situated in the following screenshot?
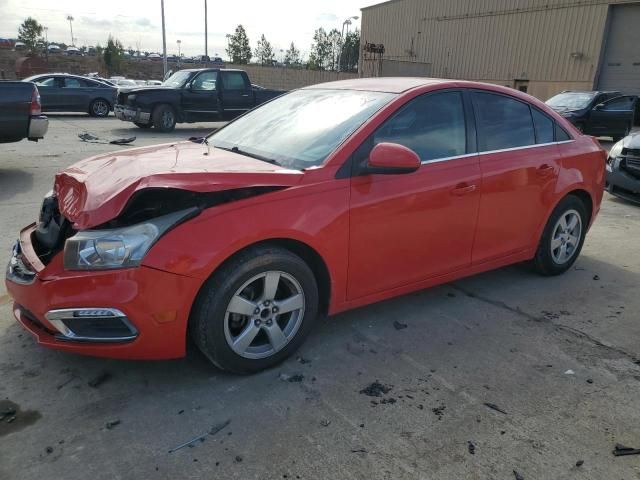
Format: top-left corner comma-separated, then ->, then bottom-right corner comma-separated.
134,122 -> 152,129
191,246 -> 319,374
152,104 -> 176,132
89,98 -> 110,117
532,195 -> 588,276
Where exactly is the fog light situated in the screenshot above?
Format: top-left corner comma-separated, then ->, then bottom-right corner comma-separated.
45,308 -> 138,342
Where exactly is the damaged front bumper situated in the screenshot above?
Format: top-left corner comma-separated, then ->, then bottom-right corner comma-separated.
5,224 -> 202,360
114,104 -> 151,124
606,159 -> 640,205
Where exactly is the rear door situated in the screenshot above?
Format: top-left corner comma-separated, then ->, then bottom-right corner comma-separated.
471,91 -> 562,264
589,95 -> 637,138
220,71 -> 254,118
59,77 -> 89,111
182,70 -> 220,121
347,90 -> 481,299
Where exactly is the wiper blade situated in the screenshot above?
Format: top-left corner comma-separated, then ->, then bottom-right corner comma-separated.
215,145 -> 279,165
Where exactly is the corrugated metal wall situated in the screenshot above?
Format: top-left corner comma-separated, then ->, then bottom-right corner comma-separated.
361,0 -> 637,94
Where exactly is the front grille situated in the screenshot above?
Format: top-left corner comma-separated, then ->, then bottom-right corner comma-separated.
621,156 -> 640,179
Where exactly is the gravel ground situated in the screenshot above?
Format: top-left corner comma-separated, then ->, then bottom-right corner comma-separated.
1,115 -> 639,480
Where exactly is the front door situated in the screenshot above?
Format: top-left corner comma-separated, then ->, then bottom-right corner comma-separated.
220,70 -> 254,119
588,95 -> 637,138
347,90 -> 481,300
182,70 -> 220,121
470,91 -> 561,264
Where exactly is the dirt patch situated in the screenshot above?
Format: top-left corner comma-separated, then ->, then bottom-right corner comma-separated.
359,381 -> 392,397
0,400 -> 41,437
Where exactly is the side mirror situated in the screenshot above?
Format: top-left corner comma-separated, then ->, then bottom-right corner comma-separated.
366,142 -> 421,175
594,103 -> 605,110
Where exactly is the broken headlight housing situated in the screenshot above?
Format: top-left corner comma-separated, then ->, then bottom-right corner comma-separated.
63,208 -> 197,270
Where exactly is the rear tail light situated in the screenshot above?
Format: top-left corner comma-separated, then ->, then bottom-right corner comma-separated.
30,87 -> 42,115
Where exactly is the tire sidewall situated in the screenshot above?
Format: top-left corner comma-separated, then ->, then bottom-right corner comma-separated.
193,249 -> 319,373
153,105 -> 176,132
535,195 -> 588,275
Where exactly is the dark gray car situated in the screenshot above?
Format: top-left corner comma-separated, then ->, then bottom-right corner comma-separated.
22,74 -> 118,117
606,132 -> 640,205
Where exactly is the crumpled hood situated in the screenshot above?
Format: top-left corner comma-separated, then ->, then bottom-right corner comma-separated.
620,131 -> 640,149
54,141 -> 303,230
117,86 -> 176,95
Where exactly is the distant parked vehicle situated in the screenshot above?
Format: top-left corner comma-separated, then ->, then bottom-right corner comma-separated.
546,91 -> 637,141
65,46 -> 82,56
0,81 -> 48,143
47,44 -> 62,54
114,68 -> 285,131
12,41 -> 26,51
23,73 -> 117,117
148,53 -> 162,61
606,132 -> 640,205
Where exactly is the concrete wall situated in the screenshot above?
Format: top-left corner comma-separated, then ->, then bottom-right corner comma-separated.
360,0 -> 637,99
0,50 -> 357,90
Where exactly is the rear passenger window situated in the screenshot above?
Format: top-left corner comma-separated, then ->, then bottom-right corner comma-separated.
555,124 -> 571,141
372,91 -> 467,161
531,108 -> 554,144
222,72 -> 248,90
472,92 -> 535,151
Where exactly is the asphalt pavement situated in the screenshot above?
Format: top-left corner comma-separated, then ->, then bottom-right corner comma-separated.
1,115 -> 639,480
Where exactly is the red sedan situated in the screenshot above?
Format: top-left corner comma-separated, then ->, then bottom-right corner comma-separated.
5,78 -> 606,373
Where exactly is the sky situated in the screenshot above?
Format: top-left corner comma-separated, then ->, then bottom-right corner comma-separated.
0,0 -> 380,59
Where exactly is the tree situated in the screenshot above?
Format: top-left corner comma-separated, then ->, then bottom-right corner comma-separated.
103,36 -> 124,74
17,17 -> 44,55
254,34 -> 274,66
339,29 -> 360,72
308,28 -> 332,70
327,29 -> 343,71
284,42 -> 301,66
226,25 -> 252,64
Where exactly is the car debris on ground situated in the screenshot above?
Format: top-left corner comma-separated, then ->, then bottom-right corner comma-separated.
168,419 -> 231,453
483,402 -> 508,414
613,443 -> 640,456
88,372 -> 112,388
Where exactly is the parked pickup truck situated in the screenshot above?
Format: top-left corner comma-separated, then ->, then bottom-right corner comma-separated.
114,68 -> 285,132
0,81 -> 48,143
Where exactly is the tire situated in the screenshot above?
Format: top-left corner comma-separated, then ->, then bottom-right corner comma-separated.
134,122 -> 152,129
152,104 -> 176,132
190,245 -> 319,374
89,98 -> 110,117
532,195 -> 588,276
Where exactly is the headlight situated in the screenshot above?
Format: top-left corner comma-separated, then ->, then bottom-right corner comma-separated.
63,208 -> 197,270
608,139 -> 624,160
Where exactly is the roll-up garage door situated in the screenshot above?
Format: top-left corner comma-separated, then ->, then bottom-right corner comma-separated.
597,3 -> 640,95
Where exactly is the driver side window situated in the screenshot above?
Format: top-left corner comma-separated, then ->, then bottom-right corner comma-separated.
372,91 -> 467,162
191,72 -> 217,91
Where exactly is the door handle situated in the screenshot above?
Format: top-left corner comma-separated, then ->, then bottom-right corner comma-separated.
451,183 -> 477,196
536,164 -> 555,177
241,94 -> 249,97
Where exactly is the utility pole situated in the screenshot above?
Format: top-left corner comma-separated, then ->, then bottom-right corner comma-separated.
161,0 -> 168,78
44,26 -> 49,60
204,0 -> 208,59
66,15 -> 74,45
177,39 -> 181,67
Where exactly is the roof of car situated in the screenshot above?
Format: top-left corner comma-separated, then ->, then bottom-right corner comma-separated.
304,77 -> 451,93
178,68 -> 244,73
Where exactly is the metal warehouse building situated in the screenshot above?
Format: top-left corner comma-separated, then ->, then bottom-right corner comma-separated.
360,0 -> 640,100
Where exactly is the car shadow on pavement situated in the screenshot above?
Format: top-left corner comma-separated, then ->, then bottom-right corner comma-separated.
0,168 -> 33,201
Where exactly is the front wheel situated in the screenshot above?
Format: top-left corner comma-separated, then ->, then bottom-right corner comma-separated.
532,195 -> 588,276
190,246 -> 319,374
152,104 -> 176,132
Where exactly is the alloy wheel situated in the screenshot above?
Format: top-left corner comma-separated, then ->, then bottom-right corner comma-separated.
223,271 -> 305,359
162,110 -> 174,129
93,100 -> 109,116
550,209 -> 582,264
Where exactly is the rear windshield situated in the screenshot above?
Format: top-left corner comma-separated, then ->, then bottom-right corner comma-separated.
208,89 -> 396,170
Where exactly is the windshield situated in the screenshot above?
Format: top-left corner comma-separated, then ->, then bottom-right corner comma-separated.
546,92 -> 596,110
208,89 -> 396,169
163,71 -> 192,88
